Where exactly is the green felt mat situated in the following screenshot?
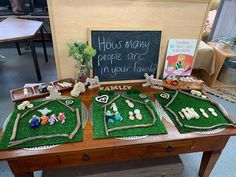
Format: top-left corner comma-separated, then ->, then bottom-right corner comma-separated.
154,91 -> 234,133
0,98 -> 83,150
92,94 -> 167,139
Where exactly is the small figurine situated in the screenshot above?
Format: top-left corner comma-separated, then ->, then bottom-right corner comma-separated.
86,76 -> 100,89
38,108 -> 52,115
70,82 -> 86,97
41,115 -> 48,125
29,115 -> 41,128
23,88 -> 29,97
17,101 -> 33,110
165,75 -> 179,86
46,86 -> 62,99
105,110 -> 113,122
114,113 -> 123,121
39,84 -> 48,93
58,112 -> 66,124
150,79 -> 163,90
49,114 -> 58,125
142,73 -> 154,87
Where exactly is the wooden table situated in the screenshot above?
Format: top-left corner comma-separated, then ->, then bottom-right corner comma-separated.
0,17 -> 48,81
0,84 -> 236,177
208,42 -> 236,88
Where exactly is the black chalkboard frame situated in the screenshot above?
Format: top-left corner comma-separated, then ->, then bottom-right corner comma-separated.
88,28 -> 163,84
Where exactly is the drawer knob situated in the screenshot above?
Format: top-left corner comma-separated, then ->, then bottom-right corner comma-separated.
167,146 -> 172,152
82,153 -> 90,161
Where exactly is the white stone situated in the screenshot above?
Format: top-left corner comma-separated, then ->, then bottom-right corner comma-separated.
46,86 -> 62,99
200,108 -> 205,112
128,102 -> 134,108
190,108 -> 200,119
134,109 -> 140,114
185,107 -> 195,119
129,115 -> 135,120
86,76 -> 100,89
212,112 -> 218,117
181,108 -> 191,120
202,112 -> 209,118
142,73 -> 154,87
27,104 -> 33,109
208,108 -> 214,112
70,82 -> 86,97
191,90 -> 202,97
129,111 -> 134,116
201,95 -> 207,99
136,114 -> 142,120
178,111 -> 185,119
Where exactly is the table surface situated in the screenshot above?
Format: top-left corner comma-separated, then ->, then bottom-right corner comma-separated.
0,17 -> 43,42
0,83 -> 236,161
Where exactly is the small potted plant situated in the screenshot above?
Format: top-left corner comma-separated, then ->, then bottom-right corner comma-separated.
68,41 -> 96,82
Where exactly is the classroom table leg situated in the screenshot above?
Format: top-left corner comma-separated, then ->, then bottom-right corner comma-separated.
8,160 -> 34,177
40,27 -> 48,62
199,150 -> 222,177
16,42 -> 22,55
29,39 -> 41,81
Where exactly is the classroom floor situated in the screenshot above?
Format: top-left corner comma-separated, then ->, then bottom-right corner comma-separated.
0,47 -> 236,177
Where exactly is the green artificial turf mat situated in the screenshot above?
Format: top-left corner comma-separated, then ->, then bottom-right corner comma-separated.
154,91 -> 233,133
0,98 -> 83,150
93,94 -> 167,139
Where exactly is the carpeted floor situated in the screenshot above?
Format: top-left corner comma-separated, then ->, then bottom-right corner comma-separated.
0,47 -> 236,177
204,86 -> 236,103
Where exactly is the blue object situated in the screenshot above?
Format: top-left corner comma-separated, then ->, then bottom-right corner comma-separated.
105,115 -> 113,122
39,84 -> 48,93
29,116 -> 40,128
115,114 -> 123,121
108,119 -> 115,124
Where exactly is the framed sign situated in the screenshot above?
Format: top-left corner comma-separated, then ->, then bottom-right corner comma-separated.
89,29 -> 162,83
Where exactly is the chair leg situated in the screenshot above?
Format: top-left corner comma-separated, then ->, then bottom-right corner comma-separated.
16,42 -> 21,55
40,27 -> 48,62
29,39 -> 41,81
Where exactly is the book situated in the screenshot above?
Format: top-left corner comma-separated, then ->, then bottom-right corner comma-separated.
163,39 -> 197,78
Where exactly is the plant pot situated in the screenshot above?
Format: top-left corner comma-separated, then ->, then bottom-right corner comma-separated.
74,63 -> 87,83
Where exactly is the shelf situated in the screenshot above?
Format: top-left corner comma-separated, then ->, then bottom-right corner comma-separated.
212,80 -> 236,88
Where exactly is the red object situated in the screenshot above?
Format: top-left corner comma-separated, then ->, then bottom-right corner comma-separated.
41,116 -> 48,125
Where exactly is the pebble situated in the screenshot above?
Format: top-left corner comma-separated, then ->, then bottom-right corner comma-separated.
129,115 -> 135,120
129,111 -> 134,116
212,112 -> 218,117
108,119 -> 115,124
136,114 -> 142,120
115,114 -> 123,121
178,111 -> 185,119
134,109 -> 140,114
139,94 -> 147,99
208,108 -> 214,112
125,100 -> 134,108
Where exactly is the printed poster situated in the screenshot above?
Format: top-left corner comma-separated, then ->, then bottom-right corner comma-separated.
163,39 -> 197,78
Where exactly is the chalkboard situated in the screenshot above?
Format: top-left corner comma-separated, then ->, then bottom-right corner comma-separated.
90,30 -> 162,82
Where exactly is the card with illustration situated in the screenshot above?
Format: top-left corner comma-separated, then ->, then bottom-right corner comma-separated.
163,39 -> 197,78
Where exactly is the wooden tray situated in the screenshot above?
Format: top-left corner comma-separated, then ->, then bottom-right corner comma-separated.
163,80 -> 204,91
10,78 -> 74,102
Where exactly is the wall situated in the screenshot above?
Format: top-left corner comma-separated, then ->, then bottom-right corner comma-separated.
211,0 -> 236,40
47,0 -> 211,79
